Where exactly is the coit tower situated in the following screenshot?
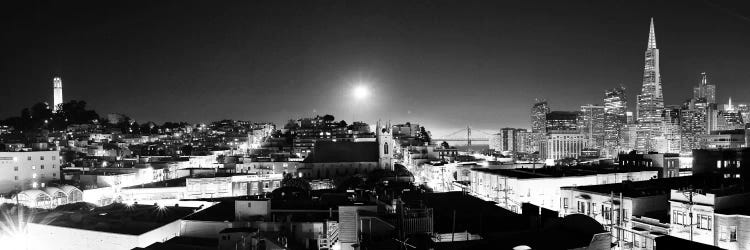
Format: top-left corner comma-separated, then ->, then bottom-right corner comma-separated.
53,76 -> 63,112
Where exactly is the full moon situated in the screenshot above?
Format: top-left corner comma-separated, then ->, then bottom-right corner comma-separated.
353,85 -> 369,100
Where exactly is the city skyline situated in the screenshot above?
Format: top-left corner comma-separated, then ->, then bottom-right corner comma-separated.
2,1 -> 750,137
3,2 -> 750,249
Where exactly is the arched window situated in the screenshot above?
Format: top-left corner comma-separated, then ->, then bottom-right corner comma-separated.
384,142 -> 389,155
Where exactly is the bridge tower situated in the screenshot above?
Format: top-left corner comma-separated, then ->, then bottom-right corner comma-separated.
467,126 -> 472,147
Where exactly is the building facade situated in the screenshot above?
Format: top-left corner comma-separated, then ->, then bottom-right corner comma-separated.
604,87 -> 628,157
469,167 -> 659,213
0,150 -> 62,192
184,174 -> 283,199
490,128 -> 524,153
662,106 -> 682,154
580,104 -> 606,151
531,100 -> 550,133
540,132 -> 586,162
680,99 -> 712,154
694,72 -> 716,105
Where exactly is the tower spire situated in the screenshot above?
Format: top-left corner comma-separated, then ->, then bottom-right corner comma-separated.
648,18 -> 657,49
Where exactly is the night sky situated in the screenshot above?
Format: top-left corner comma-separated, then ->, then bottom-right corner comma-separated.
2,0 -> 750,137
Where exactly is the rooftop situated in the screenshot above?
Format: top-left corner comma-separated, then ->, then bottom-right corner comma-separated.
401,192 -> 522,234
303,141 -> 378,163
135,236 -> 217,250
472,165 -> 661,179
564,175 -> 745,198
219,227 -> 258,234
123,178 -> 187,189
716,206 -> 750,217
183,198 -> 368,222
31,203 -> 197,235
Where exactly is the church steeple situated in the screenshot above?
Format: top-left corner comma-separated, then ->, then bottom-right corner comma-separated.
648,18 -> 657,49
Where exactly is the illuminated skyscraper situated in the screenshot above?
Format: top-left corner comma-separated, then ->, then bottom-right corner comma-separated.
661,106 -> 681,153
636,18 -> 665,152
490,128 -> 524,153
680,98 -> 710,153
580,104 -> 605,150
603,87 -> 627,156
545,111 -> 579,133
736,103 -> 750,123
717,98 -> 744,130
53,76 -> 63,112
693,72 -> 716,105
530,100 -> 550,133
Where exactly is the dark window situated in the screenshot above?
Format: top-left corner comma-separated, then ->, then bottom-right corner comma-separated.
697,214 -> 712,230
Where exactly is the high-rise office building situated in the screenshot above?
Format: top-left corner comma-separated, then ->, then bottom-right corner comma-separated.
680,99 -> 711,153
53,76 -> 63,112
620,124 -> 638,153
603,87 -> 627,156
545,111 -> 579,133
490,128 -> 524,153
516,130 -> 542,154
717,111 -> 744,131
580,104 -> 605,150
626,111 -> 635,124
693,72 -> 716,105
662,106 -> 682,153
635,18 -> 665,152
531,100 -> 550,133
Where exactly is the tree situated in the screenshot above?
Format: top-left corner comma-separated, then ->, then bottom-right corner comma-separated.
440,141 -> 449,149
338,120 -> 348,127
335,174 -> 366,191
281,173 -> 311,190
179,145 -> 194,156
419,127 -> 432,144
283,119 -> 299,129
102,143 -> 119,151
216,155 -> 226,164
322,114 -> 335,123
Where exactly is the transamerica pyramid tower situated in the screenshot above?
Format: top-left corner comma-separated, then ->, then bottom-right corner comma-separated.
635,18 -> 665,152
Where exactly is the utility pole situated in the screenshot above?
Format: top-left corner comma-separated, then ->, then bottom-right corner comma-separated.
451,209 -> 456,242
682,187 -> 696,242
619,192 -> 624,248
504,177 -> 509,209
609,191 -> 615,245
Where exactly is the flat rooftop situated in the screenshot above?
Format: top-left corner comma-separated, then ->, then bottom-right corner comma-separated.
123,178 -> 187,189
183,198 -> 368,222
716,206 -> 750,217
473,166 -> 662,179
32,203 -> 197,235
135,236 -> 217,250
564,175 -> 745,198
401,191 -> 524,234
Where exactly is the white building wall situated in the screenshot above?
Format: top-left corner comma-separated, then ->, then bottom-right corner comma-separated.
26,223 -> 139,250
137,219 -> 182,248
470,169 -> 658,213
0,150 -> 61,192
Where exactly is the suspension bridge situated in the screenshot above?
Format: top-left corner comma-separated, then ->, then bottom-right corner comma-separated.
432,126 -> 496,146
